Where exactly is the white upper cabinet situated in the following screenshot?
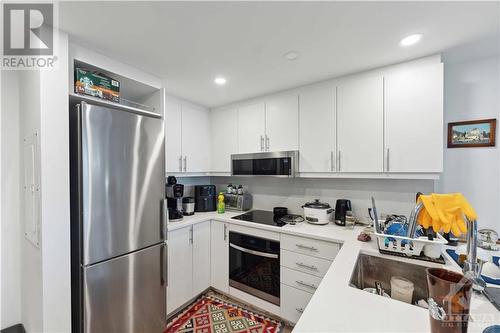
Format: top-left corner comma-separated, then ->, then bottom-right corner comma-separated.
299,84 -> 336,173
237,102 -> 266,153
182,104 -> 210,173
165,98 -> 183,173
165,95 -> 210,174
265,93 -> 299,152
337,75 -> 384,172
384,63 -> 444,173
210,107 -> 238,173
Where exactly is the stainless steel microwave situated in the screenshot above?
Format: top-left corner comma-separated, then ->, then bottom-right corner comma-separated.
231,151 -> 298,177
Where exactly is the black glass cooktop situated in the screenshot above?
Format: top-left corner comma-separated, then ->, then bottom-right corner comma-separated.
232,210 -> 286,227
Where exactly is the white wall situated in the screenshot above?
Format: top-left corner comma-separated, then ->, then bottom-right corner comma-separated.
18,70 -> 44,333
437,55 -> 500,234
39,32 -> 71,333
1,71 -> 22,329
212,177 -> 434,222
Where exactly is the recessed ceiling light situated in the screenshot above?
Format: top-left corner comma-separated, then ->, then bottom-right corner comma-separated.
399,33 -> 423,47
283,51 -> 300,61
214,77 -> 227,85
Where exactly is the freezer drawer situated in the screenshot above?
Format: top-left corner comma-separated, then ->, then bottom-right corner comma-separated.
79,103 -> 165,265
83,243 -> 167,333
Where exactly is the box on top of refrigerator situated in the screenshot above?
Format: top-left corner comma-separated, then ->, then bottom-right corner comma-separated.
75,68 -> 120,103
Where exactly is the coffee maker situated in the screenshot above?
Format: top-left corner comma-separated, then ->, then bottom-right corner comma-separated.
166,176 -> 184,222
334,199 -> 352,226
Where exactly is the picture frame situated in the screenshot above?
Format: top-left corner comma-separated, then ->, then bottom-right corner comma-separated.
447,118 -> 497,148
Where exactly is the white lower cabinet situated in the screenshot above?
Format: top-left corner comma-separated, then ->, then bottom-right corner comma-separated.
193,221 -> 211,295
280,235 -> 340,324
167,221 -> 211,315
167,226 -> 193,314
210,220 -> 229,293
281,284 -> 314,324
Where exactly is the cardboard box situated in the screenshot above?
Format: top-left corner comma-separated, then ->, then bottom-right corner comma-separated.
75,68 -> 120,103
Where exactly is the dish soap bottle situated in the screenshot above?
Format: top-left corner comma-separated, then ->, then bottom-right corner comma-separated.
217,192 -> 225,214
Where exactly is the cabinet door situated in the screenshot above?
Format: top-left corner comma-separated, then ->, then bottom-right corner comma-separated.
193,222 -> 211,295
165,98 -> 182,173
337,75 -> 384,172
265,93 -> 299,151
299,85 -> 335,173
182,104 -> 210,172
167,227 -> 193,314
210,221 -> 229,293
237,102 -> 266,153
210,108 -> 238,172
385,63 -> 443,173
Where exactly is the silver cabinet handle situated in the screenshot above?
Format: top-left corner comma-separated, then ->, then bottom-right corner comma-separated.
386,148 -> 390,172
189,226 -> 193,244
260,135 -> 264,151
296,280 -> 317,290
230,243 -> 279,259
178,155 -> 182,172
296,262 -> 318,271
338,150 -> 342,172
183,156 -> 187,172
296,307 -> 304,313
265,135 -> 270,151
223,224 -> 227,241
295,244 -> 318,251
331,151 -> 334,172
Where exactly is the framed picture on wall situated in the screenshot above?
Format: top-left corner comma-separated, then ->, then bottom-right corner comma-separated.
447,118 -> 497,148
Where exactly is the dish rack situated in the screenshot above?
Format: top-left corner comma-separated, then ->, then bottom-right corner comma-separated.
373,229 -> 448,257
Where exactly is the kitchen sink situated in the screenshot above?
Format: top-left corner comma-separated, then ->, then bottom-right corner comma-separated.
349,253 -> 430,306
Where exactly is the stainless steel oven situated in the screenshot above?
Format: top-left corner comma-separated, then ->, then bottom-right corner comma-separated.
231,151 -> 298,177
229,232 -> 280,305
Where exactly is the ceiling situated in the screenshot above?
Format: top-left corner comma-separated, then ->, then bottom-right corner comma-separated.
60,1 -> 499,108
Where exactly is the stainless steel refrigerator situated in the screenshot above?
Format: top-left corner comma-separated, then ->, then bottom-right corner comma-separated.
70,101 -> 167,333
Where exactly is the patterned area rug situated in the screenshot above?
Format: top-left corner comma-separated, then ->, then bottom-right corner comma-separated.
166,295 -> 283,333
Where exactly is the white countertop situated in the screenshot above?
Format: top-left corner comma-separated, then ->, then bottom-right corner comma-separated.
167,211 -> 499,332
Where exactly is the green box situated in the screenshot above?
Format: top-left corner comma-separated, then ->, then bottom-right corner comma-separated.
75,68 -> 120,102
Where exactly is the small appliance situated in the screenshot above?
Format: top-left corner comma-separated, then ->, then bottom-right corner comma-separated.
194,185 -> 217,212
225,193 -> 253,211
231,151 -> 298,177
302,199 -> 334,225
182,197 -> 195,216
335,199 -> 352,226
166,176 -> 184,221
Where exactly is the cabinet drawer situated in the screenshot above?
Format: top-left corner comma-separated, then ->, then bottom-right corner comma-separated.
281,266 -> 322,294
280,250 -> 332,277
280,284 -> 313,324
281,234 -> 340,260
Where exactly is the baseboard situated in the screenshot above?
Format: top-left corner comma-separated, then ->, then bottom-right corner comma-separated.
1,324 -> 25,333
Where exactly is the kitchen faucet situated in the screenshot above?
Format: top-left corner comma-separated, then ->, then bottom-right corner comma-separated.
406,203 -> 486,292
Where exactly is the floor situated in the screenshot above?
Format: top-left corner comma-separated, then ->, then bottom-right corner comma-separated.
167,289 -> 294,333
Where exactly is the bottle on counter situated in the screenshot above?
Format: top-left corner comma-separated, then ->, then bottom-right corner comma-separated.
237,185 -> 243,195
217,192 -> 225,214
226,184 -> 233,194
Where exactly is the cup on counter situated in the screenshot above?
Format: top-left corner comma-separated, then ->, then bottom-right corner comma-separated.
426,268 -> 473,333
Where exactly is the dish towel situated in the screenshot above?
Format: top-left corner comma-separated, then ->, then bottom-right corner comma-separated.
417,193 -> 477,237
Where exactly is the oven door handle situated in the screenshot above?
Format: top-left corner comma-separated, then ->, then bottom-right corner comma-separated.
229,243 -> 279,259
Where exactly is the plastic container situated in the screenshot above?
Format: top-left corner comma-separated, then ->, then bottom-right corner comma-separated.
217,192 -> 225,214
424,243 -> 444,259
390,276 -> 414,303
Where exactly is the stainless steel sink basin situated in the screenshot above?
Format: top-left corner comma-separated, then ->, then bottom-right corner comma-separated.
349,253 -> 429,305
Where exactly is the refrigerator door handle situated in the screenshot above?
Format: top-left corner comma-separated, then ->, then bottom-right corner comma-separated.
160,243 -> 167,286
161,199 -> 168,240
